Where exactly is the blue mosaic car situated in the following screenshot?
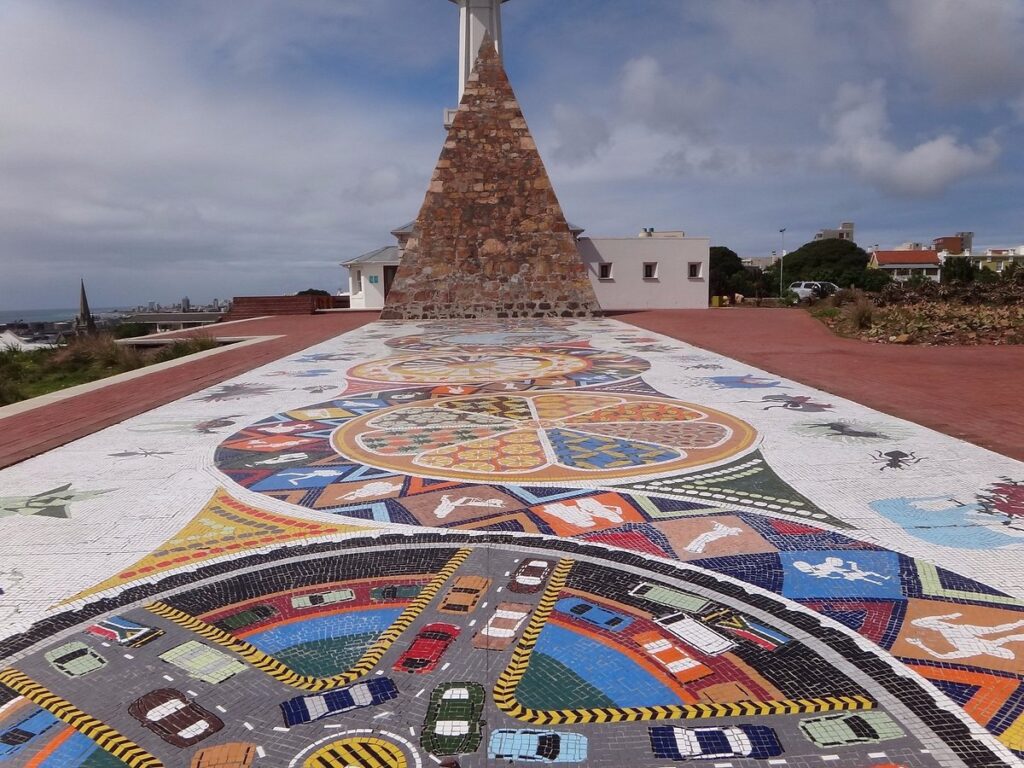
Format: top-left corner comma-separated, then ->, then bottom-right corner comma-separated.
280,678 -> 398,725
0,709 -> 60,758
649,725 -> 783,760
554,597 -> 633,632
488,729 -> 588,763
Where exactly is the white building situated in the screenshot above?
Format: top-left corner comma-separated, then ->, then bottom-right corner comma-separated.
343,225 -> 710,311
579,231 -> 709,311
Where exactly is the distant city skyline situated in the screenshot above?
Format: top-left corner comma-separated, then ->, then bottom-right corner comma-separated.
1,0 -> 1022,309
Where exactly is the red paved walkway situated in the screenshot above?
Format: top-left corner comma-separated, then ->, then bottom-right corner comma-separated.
617,308 -> 1024,461
0,313 -> 376,469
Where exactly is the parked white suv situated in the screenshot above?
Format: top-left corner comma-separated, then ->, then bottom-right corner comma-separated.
789,281 -> 839,300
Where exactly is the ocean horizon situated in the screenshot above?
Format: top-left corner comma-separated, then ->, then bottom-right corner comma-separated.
0,307 -> 126,324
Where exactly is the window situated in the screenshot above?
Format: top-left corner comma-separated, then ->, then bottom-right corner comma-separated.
688,262 -> 703,279
643,262 -> 659,280
598,263 -> 613,280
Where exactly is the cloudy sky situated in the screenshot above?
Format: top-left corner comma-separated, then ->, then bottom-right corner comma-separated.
1,0 -> 1023,309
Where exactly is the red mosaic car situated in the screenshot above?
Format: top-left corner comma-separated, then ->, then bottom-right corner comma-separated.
393,623 -> 460,674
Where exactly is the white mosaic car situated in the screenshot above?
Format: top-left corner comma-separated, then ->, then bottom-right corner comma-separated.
158,641 -> 246,684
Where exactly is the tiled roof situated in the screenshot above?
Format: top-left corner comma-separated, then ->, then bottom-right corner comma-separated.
873,250 -> 940,266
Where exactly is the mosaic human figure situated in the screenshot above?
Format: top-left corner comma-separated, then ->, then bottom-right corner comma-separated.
432,495 -> 507,519
541,497 -> 625,529
682,521 -> 743,554
340,481 -> 405,501
281,469 -> 347,486
792,556 -> 890,585
907,613 -> 1024,660
252,453 -> 309,466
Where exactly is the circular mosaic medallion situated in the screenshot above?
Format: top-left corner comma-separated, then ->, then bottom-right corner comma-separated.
347,349 -> 649,388
386,327 -> 583,351
332,392 -> 758,483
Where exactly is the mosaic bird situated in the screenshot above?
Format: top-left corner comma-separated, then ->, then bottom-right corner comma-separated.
0,484 -> 109,519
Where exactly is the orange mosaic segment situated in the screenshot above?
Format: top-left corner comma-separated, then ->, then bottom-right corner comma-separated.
565,402 -> 704,425
417,430 -> 549,474
333,392 -> 757,484
531,393 -> 622,420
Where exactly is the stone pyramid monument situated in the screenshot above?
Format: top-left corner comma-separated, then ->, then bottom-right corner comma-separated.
380,37 -> 602,320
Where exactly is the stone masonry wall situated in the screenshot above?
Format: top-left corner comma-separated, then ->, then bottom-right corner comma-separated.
380,38 -> 602,320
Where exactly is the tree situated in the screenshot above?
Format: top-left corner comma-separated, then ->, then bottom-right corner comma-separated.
709,246 -> 744,298
764,239 -> 876,293
941,257 -> 978,284
296,288 -> 331,296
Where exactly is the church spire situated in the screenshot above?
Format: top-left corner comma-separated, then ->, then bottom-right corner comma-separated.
77,278 -> 97,335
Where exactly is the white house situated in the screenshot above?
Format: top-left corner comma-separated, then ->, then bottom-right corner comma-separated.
343,224 -> 711,311
578,230 -> 710,310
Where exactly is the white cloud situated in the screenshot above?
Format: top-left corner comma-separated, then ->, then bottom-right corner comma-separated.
550,104 -> 611,166
0,1 -> 440,306
619,56 -> 721,138
891,0 -> 1024,104
820,82 -> 1000,197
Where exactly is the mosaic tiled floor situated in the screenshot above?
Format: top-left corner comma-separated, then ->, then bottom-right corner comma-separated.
1,318 -> 1022,768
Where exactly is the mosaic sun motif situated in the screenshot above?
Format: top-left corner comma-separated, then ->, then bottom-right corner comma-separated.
332,392 -> 758,483
347,349 -> 649,388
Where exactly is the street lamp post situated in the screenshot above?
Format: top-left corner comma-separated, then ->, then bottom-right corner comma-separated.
779,228 -> 787,296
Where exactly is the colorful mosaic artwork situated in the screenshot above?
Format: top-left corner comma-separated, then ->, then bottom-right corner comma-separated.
1,318 -> 1023,768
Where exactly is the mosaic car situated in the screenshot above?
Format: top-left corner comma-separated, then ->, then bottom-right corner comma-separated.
632,631 -> 712,683
191,742 -> 257,768
281,679 -> 399,725
649,725 -> 783,760
86,614 -> 164,648
44,640 -> 107,678
555,597 -> 633,632
799,711 -> 904,747
128,688 -> 224,748
394,623 -> 460,673
421,683 -> 486,756
290,588 -> 355,609
0,710 -> 59,759
371,584 -> 423,601
473,602 -> 532,650
655,613 -> 736,655
629,582 -> 710,613
488,729 -> 588,763
159,640 -> 246,684
213,604 -> 276,632
439,576 -> 491,613
508,559 -> 553,593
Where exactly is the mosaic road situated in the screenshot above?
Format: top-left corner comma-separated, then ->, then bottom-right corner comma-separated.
0,318 -> 1022,768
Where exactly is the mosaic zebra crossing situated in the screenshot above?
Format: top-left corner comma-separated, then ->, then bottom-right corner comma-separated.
0,318 -> 1022,768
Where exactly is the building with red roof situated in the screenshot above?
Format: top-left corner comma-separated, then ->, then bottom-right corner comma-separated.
868,249 -> 942,282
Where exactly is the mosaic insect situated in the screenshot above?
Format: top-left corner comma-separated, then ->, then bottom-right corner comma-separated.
871,450 -> 924,471
195,383 -> 279,402
807,422 -> 889,440
193,416 -> 242,434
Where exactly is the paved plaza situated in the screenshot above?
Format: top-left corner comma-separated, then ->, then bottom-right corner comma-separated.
1,318 -> 1022,768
